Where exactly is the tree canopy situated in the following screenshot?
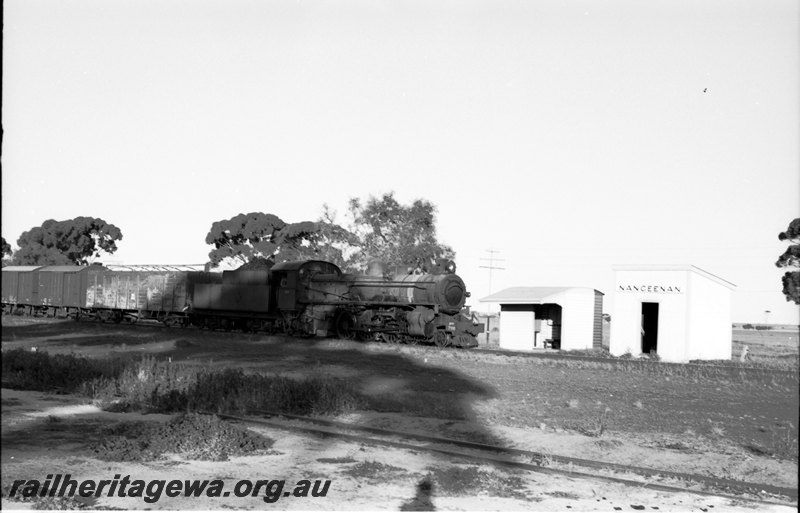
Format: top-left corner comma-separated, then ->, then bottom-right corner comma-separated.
206,213 -> 286,267
13,217 -> 123,266
776,218 -> 800,305
347,192 -> 454,273
205,212 -> 357,269
1,237 -> 12,267
206,194 -> 455,273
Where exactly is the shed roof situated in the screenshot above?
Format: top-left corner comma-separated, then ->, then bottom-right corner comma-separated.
480,286 -> 601,304
613,264 -> 736,290
1,266 -> 43,272
39,266 -> 90,273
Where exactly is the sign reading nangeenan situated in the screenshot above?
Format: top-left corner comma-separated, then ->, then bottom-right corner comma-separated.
617,285 -> 683,293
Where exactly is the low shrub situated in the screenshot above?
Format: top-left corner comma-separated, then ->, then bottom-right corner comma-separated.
564,407 -> 612,437
343,461 -> 406,480
3,350 -> 363,417
86,360 -> 364,416
92,413 -> 274,461
1,349 -> 127,392
426,465 -> 527,499
85,358 -> 361,415
771,425 -> 799,462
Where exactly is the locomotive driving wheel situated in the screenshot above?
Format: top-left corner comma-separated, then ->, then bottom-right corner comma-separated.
334,311 -> 357,340
433,331 -> 451,348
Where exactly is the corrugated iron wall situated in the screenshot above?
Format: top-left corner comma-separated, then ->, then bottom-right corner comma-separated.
85,271 -> 190,313
593,290 -> 603,349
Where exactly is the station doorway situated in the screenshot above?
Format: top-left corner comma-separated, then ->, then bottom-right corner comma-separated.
641,302 -> 659,354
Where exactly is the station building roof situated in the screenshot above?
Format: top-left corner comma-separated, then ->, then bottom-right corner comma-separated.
479,286 -> 602,304
613,264 -> 737,290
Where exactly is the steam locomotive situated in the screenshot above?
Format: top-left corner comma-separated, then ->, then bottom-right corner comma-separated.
1,259 -> 483,348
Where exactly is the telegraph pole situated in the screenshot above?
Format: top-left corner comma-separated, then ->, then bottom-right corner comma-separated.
479,249 -> 505,313
479,249 -> 505,345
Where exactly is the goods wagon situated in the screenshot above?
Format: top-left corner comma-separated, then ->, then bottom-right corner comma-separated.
3,265 -> 96,316
1,266 -> 43,312
38,266 -> 96,309
84,269 -> 221,323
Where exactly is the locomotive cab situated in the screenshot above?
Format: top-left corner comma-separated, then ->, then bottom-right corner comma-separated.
270,260 -> 343,310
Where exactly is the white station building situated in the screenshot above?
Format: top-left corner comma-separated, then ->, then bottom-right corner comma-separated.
610,265 -> 736,362
479,287 -> 604,351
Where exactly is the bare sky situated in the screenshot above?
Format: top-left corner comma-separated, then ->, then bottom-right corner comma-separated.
3,0 -> 799,324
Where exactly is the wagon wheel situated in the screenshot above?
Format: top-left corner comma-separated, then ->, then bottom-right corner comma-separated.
382,333 -> 398,344
163,315 -> 184,328
433,331 -> 451,348
334,311 -> 357,340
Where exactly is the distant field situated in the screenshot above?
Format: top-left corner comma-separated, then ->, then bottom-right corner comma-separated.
732,327 -> 799,365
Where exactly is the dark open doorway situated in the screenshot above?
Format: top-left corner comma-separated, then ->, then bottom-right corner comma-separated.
641,302 -> 659,354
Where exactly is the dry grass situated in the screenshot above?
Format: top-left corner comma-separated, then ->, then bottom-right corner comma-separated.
1,348 -> 129,392
343,461 -> 407,480
2,349 -> 364,417
91,413 -> 275,461
425,465 -> 528,499
565,407 -> 612,437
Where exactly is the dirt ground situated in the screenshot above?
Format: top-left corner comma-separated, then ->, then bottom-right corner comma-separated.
2,318 -> 798,511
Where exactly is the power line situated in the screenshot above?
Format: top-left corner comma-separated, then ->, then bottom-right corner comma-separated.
479,249 -> 505,297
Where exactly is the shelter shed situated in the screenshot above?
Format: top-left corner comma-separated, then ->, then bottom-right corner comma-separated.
480,287 -> 604,351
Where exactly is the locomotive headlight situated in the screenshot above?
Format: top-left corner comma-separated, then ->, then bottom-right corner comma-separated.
446,261 -> 456,274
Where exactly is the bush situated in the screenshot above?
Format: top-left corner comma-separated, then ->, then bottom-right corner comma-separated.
92,413 -> 274,461
1,349 -> 127,392
426,466 -> 527,498
86,361 -> 363,416
2,350 -> 363,417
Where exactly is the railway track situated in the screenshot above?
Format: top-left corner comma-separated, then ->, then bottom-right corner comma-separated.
208,409 -> 798,508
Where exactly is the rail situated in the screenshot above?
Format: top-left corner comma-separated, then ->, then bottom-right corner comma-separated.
206,410 -> 797,507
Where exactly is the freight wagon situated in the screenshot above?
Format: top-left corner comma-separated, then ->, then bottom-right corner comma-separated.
1,265 -> 218,323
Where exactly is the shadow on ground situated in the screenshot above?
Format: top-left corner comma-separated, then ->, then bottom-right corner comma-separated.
2,319 -> 502,445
